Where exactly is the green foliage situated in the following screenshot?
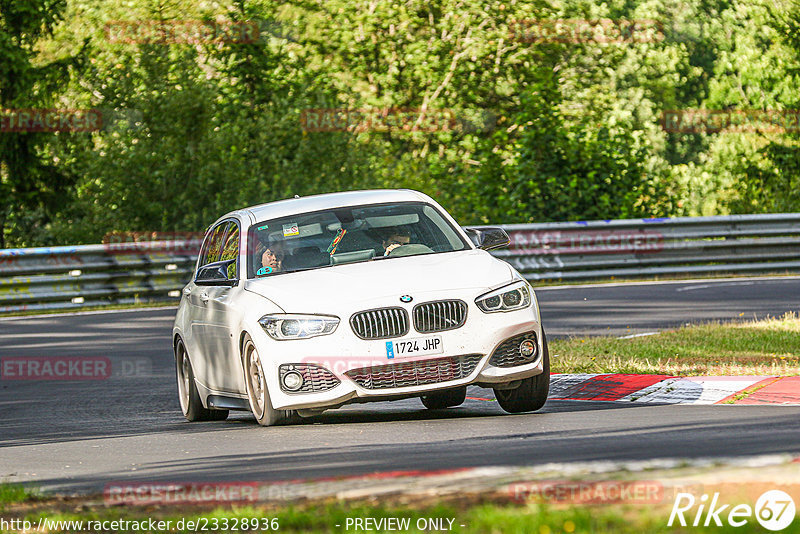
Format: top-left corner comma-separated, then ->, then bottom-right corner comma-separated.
0,0 -> 81,247
1,0 -> 799,247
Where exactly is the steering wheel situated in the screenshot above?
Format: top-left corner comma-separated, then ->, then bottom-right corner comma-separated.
386,244 -> 435,257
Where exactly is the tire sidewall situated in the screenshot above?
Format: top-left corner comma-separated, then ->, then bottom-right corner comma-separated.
175,337 -> 216,421
495,330 -> 550,413
243,334 -> 282,426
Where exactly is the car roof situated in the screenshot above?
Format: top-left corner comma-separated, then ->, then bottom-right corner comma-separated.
238,189 -> 432,224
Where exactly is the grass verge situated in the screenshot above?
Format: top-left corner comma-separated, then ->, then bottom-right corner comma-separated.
4,462 -> 799,532
1,487 -> 789,533
0,483 -> 38,511
551,312 -> 800,376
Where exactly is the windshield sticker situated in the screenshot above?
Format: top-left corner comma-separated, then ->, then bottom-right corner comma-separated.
257,225 -> 269,231
256,266 -> 273,276
327,228 -> 347,255
283,223 -> 300,237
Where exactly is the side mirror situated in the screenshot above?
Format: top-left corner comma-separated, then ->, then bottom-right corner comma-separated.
464,227 -> 510,251
195,259 -> 238,287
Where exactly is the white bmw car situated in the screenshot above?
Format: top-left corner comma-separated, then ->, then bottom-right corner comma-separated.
173,189 -> 549,425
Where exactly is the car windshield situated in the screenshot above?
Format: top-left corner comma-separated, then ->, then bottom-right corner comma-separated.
247,201 -> 469,278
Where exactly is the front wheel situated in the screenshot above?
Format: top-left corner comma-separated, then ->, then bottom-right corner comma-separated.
175,338 -> 228,422
243,334 -> 290,426
421,386 -> 467,409
494,330 -> 550,413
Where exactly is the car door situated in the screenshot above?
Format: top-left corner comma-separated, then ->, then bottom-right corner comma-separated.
184,222 -> 226,363
186,221 -> 243,393
208,222 -> 246,393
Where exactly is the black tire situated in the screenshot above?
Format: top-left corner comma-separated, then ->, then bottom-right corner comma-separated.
494,330 -> 550,413
243,334 -> 290,426
421,386 -> 467,409
175,338 -> 229,422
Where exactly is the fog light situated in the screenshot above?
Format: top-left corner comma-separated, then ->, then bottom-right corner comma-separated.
282,370 -> 303,391
519,339 -> 536,358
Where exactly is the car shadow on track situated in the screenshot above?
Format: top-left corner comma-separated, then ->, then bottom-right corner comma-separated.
27,407 -> 800,495
0,392 -> 652,449
227,396 -> 667,427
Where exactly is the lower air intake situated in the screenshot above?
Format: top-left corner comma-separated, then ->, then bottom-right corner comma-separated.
489,332 -> 539,367
345,354 -> 483,390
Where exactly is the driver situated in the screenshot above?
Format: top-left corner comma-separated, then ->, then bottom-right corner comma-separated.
381,227 -> 411,256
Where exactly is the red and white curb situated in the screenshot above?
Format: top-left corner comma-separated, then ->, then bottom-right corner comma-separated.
549,374 -> 800,405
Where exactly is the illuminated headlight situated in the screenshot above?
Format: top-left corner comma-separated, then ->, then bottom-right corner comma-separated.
259,314 -> 339,340
476,281 -> 532,313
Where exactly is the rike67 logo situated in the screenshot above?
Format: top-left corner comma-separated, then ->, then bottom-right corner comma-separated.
669,490 -> 796,531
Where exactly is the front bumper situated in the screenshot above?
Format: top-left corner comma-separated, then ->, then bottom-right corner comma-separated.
253,302 -> 544,411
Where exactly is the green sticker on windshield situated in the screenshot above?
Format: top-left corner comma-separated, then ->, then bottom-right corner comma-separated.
257,225 -> 269,231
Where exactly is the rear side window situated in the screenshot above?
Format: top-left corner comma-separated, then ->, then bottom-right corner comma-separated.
220,224 -> 240,279
198,223 -> 228,268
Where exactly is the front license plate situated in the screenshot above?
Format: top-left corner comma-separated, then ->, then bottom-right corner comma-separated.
386,336 -> 443,359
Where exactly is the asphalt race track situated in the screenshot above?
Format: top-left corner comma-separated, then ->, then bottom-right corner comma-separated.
1,276 -> 799,494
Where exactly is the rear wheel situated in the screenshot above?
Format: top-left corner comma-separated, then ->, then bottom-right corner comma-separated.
175,338 -> 229,422
494,330 -> 550,413
243,335 -> 289,426
421,386 -> 467,409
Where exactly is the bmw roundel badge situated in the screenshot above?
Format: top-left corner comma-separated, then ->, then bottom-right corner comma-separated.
400,295 -> 413,303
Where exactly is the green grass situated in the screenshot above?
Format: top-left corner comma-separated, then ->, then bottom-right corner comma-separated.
551,312 -> 800,376
5,462 -> 797,534
0,483 -> 37,508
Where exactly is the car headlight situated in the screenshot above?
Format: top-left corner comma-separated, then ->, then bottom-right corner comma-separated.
475,281 -> 532,313
258,314 -> 340,340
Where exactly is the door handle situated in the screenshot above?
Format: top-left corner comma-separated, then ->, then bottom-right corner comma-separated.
200,292 -> 209,304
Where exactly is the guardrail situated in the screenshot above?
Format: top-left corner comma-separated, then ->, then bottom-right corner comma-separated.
0,240 -> 201,313
1,213 -> 799,313
495,213 -> 800,281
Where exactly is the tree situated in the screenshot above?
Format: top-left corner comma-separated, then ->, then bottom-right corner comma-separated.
0,0 -> 84,247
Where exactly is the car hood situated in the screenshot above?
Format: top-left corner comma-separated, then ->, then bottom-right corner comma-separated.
243,249 -> 515,313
